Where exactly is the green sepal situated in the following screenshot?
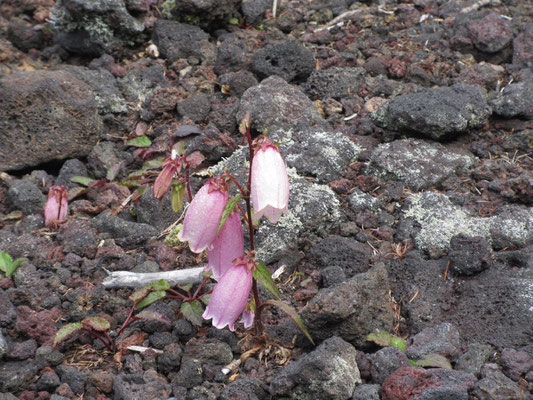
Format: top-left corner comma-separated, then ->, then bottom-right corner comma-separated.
181,300 -> 204,326
53,323 -> 84,347
263,300 -> 314,345
218,194 -> 242,235
127,136 -> 152,147
366,332 -> 406,352
253,262 -> 281,300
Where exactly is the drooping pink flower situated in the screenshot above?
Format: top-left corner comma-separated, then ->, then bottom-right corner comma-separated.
206,209 -> 244,279
44,185 -> 68,227
203,255 -> 254,331
240,307 -> 254,329
178,177 -> 228,253
251,138 -> 289,224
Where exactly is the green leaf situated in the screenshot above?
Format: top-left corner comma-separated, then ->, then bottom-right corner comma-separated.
171,183 -> 185,213
5,258 -> 24,277
218,194 -> 242,235
81,317 -> 110,332
0,251 -> 14,273
181,300 -> 204,326
177,283 -> 193,293
142,158 -> 165,170
129,280 -> 171,303
229,17 -> 239,25
199,293 -> 211,306
127,136 -> 152,148
366,332 -> 406,351
412,354 -> 452,370
71,176 -> 94,186
253,262 -> 281,300
136,310 -> 172,328
135,291 -> 167,309
264,300 -> 314,345
0,210 -> 23,223
53,323 -> 84,347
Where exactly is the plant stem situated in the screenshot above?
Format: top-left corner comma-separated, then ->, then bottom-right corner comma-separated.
243,120 -> 263,335
192,275 -> 210,299
117,303 -> 137,338
81,328 -> 114,352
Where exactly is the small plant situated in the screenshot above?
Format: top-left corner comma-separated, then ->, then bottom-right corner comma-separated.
0,250 -> 25,278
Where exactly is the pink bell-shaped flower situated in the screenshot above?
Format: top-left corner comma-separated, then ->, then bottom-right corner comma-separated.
44,185 -> 68,227
251,138 -> 289,224
203,255 -> 254,331
240,306 -> 254,329
206,209 -> 244,279
178,177 -> 228,253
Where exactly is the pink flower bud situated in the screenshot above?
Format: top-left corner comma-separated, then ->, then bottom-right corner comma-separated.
206,209 -> 244,279
44,185 -> 68,227
153,158 -> 181,199
178,177 -> 228,253
251,138 -> 289,223
203,255 -> 254,331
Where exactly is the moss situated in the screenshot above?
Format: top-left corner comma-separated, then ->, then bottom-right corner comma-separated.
164,224 -> 183,246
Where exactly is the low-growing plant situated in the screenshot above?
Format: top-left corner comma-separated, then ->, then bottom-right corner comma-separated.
0,250 -> 25,278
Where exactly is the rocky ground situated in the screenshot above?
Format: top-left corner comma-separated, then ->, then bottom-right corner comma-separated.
0,0 -> 532,399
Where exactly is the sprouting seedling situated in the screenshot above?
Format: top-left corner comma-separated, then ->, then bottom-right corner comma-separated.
0,251 -> 25,278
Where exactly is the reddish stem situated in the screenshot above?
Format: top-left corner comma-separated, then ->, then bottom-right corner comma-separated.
117,303 -> 137,338
81,328 -> 114,352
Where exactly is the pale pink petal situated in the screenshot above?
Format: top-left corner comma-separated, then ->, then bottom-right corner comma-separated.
202,261 -> 253,331
207,210 -> 244,279
178,178 -> 228,253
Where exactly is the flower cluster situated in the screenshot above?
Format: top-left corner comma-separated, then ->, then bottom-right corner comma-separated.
177,137 -> 289,331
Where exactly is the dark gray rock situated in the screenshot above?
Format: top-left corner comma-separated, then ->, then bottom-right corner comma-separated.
136,190 -> 176,232
177,93 -> 211,123
348,188 -> 384,213
0,70 -> 102,171
87,141 -> 131,179
113,373 -> 172,400
149,332 -> 174,350
301,263 -> 395,348
36,369 -> 61,391
388,251 -> 533,356
372,84 -> 491,141
56,364 -> 87,394
381,367 -> 477,400
214,37 -> 249,76
7,180 -> 46,215
308,235 -> 372,279
218,71 -> 258,97
466,12 -> 513,53
157,343 -> 182,374
171,357 -> 203,389
237,75 -> 325,133
490,80 -> 533,119
151,20 -> 215,63
172,319 -> 197,342
61,66 -> 127,114
0,360 -> 39,393
8,338 -> 37,360
58,220 -> 98,258
253,39 -> 315,82
270,336 -> 361,400
182,337 -> 233,365
512,24 -> 533,69
131,260 -> 160,273
7,18 -> 45,52
473,364 -> 530,400
304,67 -> 366,100
161,0 -> 240,29
370,346 -> 411,384
321,265 -> 347,287
207,95 -> 240,133
49,0 -> 145,56
241,0 -> 271,25
35,345 -> 66,367
92,212 -> 158,248
56,159 -> 89,188
351,384 -> 381,400
218,377 -> 269,400
117,64 -> 169,104
448,234 -> 491,276
186,124 -> 237,162
406,322 -> 462,362
13,214 -> 45,235
455,343 -> 494,377
365,139 -> 475,191
500,348 -> 533,381
271,128 -> 362,184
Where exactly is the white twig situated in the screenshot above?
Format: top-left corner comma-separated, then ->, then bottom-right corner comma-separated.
272,0 -> 278,18
102,267 -> 205,288
460,0 -> 500,14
